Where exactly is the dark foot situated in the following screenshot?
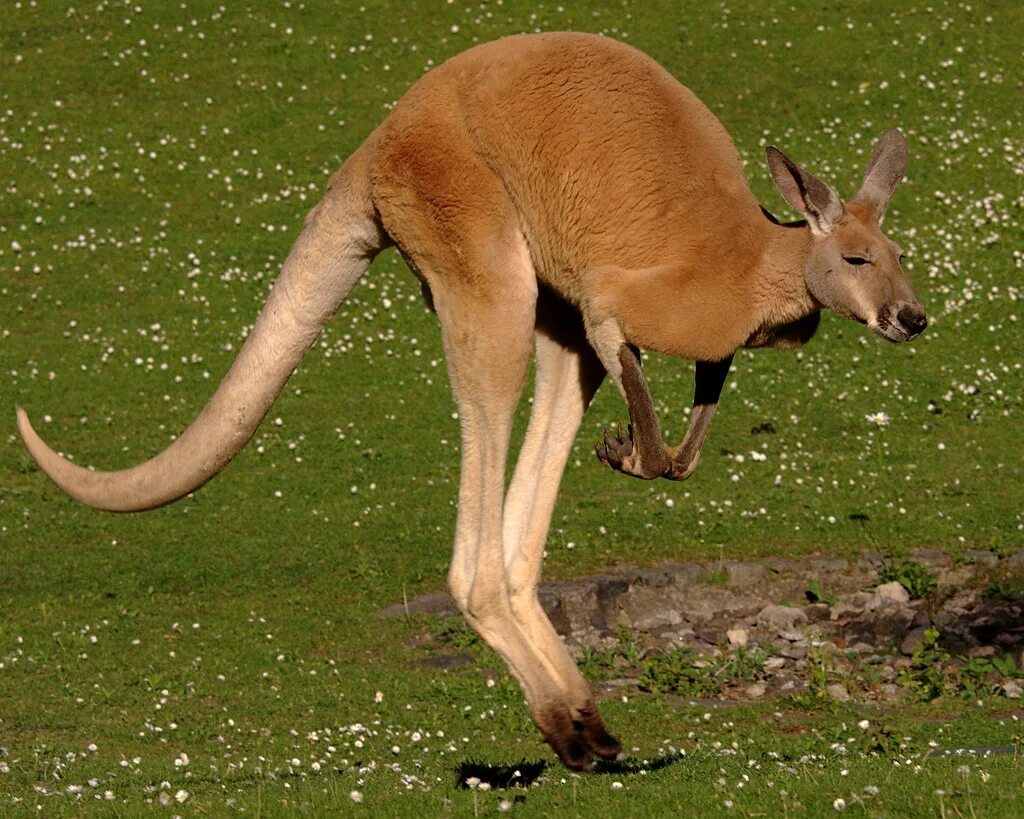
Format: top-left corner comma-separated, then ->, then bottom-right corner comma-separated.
537,706 -> 593,771
575,701 -> 624,761
536,701 -> 624,769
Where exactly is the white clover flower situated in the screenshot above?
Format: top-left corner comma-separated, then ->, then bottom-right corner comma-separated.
865,412 -> 890,427
350,790 -> 364,803
175,789 -> 189,803
833,797 -> 847,811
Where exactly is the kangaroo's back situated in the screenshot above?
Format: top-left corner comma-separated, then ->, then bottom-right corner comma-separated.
373,33 -> 766,304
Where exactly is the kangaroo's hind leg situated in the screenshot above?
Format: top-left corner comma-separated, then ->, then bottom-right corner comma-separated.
373,130 -> 603,768
502,290 -> 624,761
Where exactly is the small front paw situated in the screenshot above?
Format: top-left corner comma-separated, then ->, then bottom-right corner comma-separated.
595,423 -> 635,473
595,424 -> 663,479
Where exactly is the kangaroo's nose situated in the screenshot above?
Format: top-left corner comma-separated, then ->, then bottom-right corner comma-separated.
897,303 -> 928,337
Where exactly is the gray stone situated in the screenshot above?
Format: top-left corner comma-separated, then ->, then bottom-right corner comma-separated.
1005,550 -> 1024,569
1002,680 -> 1023,699
765,657 -> 786,671
875,581 -> 911,605
662,562 -> 710,585
831,593 -> 876,620
726,628 -> 750,647
963,550 -> 1000,568
764,557 -> 802,575
757,604 -> 808,635
901,626 -> 929,656
724,561 -> 768,588
827,683 -> 851,702
620,586 -> 684,630
778,642 -> 808,660
806,556 -> 849,574
858,551 -> 885,571
745,682 -> 767,699
911,548 -> 953,570
880,683 -> 901,701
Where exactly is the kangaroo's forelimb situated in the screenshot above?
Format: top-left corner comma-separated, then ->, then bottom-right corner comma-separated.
596,348 -> 732,481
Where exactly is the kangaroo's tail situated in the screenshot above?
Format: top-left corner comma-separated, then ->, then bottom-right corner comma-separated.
17,145 -> 387,512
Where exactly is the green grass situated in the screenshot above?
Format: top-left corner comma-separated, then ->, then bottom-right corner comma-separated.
1,0 -> 1021,814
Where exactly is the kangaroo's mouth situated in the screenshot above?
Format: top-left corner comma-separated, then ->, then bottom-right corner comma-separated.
870,303 -> 928,343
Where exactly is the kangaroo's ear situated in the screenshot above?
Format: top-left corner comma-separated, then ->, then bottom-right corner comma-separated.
851,128 -> 908,222
766,146 -> 843,236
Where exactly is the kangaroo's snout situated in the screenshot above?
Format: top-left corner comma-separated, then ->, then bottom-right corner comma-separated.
872,301 -> 927,343
896,302 -> 928,339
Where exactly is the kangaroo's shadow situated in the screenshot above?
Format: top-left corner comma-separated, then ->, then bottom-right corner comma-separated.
456,751 -> 686,789
457,759 -> 548,789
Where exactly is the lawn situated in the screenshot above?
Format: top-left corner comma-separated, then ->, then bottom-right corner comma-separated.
1,0 -> 1021,814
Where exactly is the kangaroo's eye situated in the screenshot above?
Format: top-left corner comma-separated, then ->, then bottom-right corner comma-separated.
843,256 -> 869,266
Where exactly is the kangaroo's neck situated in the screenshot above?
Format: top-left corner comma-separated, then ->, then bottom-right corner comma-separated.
756,218 -> 818,324
740,217 -> 821,349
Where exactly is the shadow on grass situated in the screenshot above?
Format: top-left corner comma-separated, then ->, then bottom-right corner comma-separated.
456,751 -> 686,789
457,759 -> 548,789
593,750 -> 687,775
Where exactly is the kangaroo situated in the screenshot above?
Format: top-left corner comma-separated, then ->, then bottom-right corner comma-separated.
16,32 -> 926,770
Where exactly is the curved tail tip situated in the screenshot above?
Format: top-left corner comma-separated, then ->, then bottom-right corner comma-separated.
15,405 -> 35,443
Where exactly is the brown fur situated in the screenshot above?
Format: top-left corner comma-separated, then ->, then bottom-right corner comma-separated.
17,33 -> 926,769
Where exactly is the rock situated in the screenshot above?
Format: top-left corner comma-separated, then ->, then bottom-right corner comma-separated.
963,550 -> 999,568
727,627 -> 750,647
722,595 -> 771,619
778,630 -> 805,643
745,682 -> 767,699
1005,550 -> 1024,569
757,604 -> 808,635
880,683 -> 901,701
765,657 -> 786,671
806,556 -> 849,574
941,589 -> 980,616
724,561 -> 768,588
852,605 -> 915,648
827,683 -> 851,702
901,626 -> 929,656
858,551 -> 885,571
620,586 -> 683,630
804,603 -> 832,623
831,593 -> 876,620
764,557 -> 801,574
1003,680 -> 1023,699
875,581 -> 911,605
911,548 -> 953,570
778,642 -> 808,661
629,562 -> 706,587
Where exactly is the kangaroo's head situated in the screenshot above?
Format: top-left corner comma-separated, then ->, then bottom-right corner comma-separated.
766,129 -> 927,343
